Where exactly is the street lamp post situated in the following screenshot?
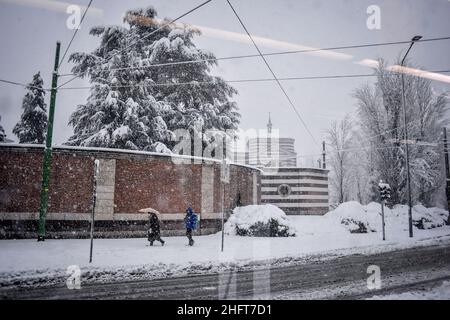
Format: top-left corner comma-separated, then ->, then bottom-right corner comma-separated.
401,35 -> 422,238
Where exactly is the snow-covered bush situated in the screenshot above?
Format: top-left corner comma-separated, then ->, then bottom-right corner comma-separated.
340,218 -> 372,233
411,204 -> 448,229
224,204 -> 295,237
326,201 -> 449,234
326,201 -> 377,233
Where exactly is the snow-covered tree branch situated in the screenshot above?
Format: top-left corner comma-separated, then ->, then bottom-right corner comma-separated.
13,72 -> 47,144
65,7 -> 240,152
326,115 -> 353,204
0,115 -> 6,142
353,59 -> 449,207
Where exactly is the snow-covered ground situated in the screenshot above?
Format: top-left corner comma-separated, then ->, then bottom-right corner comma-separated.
0,202 -> 449,288
368,281 -> 450,300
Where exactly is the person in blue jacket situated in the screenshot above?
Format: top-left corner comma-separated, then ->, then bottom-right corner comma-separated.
184,207 -> 198,246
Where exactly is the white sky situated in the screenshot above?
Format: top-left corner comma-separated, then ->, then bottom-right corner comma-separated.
0,0 -> 449,165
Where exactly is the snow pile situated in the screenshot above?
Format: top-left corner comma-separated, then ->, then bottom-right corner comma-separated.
224,204 -> 295,237
411,204 -> 449,229
326,201 -> 449,234
326,202 -> 378,233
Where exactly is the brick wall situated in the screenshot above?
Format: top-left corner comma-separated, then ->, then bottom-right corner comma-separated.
114,157 -> 202,214
0,146 -> 94,214
0,145 -> 261,238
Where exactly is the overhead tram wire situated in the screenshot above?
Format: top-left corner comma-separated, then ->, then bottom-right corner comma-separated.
325,140 -> 439,155
225,0 -> 320,148
351,118 -> 425,146
0,78 -> 50,91
56,0 -> 214,90
295,139 -> 440,160
51,69 -> 450,90
58,0 -> 94,69
56,73 -> 377,90
263,36 -> 450,58
3,70 -> 450,91
57,36 -> 450,78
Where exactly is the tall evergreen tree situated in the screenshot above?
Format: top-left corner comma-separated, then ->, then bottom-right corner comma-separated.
13,72 -> 47,144
0,115 -> 6,142
66,7 -> 240,151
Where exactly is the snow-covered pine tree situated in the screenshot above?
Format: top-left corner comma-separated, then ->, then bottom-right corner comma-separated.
0,115 -> 6,142
66,7 -> 240,152
13,72 -> 47,144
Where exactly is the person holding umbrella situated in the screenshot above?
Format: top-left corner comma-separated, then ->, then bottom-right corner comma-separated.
140,208 -> 165,246
148,212 -> 165,246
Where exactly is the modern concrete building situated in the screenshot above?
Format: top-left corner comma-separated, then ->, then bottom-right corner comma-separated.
247,136 -> 297,167
232,114 -> 298,167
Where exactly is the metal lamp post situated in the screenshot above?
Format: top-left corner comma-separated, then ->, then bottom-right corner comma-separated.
401,35 -> 422,238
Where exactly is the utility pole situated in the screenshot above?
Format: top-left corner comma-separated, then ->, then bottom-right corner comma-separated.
444,127 -> 450,224
37,41 -> 61,241
401,35 -> 422,238
89,160 -> 100,263
221,157 -> 230,252
221,179 -> 225,252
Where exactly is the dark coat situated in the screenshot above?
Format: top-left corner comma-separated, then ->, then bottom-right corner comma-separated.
148,213 -> 161,235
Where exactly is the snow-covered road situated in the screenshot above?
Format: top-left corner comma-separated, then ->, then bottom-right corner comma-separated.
1,214 -> 449,289
367,280 -> 450,300
2,241 -> 450,299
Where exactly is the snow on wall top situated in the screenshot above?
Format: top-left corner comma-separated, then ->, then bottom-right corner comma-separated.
0,143 -> 263,172
262,166 -> 329,173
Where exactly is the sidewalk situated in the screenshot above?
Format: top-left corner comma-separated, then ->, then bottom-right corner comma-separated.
1,215 -> 449,289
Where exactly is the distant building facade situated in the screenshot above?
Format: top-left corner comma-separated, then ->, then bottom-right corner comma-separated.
247,137 -> 297,167
260,167 -> 329,215
231,114 -> 297,167
230,115 -> 329,215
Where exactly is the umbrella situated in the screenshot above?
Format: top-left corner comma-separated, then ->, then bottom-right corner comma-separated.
138,207 -> 160,215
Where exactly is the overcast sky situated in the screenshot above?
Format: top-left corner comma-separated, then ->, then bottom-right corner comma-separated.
1,0 -> 449,165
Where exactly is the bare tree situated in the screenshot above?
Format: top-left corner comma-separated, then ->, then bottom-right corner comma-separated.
347,130 -> 374,204
326,115 -> 353,204
354,59 -> 448,206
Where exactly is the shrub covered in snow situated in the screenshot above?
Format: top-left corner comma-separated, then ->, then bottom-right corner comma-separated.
224,204 -> 295,237
326,201 -> 449,234
326,202 -> 377,233
340,218 -> 372,233
411,205 -> 449,229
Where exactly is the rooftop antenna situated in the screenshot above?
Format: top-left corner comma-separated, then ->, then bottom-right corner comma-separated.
267,112 -> 273,134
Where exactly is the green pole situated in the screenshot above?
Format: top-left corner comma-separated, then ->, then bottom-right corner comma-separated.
38,41 -> 61,241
